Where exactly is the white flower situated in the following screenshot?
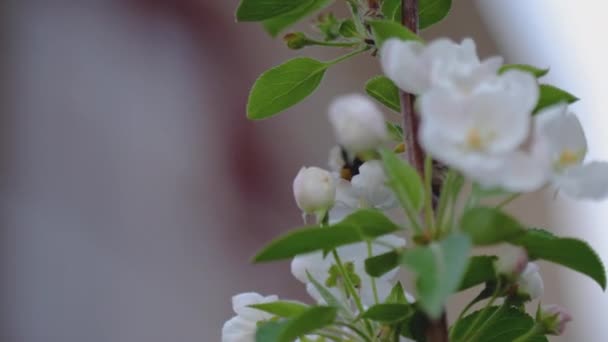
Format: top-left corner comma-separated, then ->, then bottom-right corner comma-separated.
328,94 -> 388,154
222,292 -> 278,342
329,159 -> 397,223
291,234 -> 406,308
419,70 -> 540,191
293,167 -> 336,216
538,304 -> 573,336
536,104 -> 608,200
517,262 -> 544,300
380,37 -> 502,95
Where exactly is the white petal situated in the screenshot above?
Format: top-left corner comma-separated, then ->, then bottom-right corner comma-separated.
555,161 -> 608,200
351,160 -> 397,209
380,39 -> 429,94
291,252 -> 330,284
222,316 -> 256,342
536,104 -> 588,165
232,292 -> 278,321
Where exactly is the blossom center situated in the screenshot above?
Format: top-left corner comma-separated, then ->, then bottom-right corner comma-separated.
557,149 -> 583,168
466,128 -> 484,150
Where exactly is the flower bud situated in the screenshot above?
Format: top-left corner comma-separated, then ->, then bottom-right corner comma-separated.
328,94 -> 388,154
293,167 -> 336,216
494,246 -> 528,279
537,304 -> 572,336
517,262 -> 544,300
283,32 -> 310,50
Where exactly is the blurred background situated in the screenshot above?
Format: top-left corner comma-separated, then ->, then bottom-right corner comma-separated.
2,0 -> 607,341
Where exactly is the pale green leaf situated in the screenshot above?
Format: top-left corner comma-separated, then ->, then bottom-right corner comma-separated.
511,228 -> 606,290
380,149 -> 425,213
369,19 -> 422,49
250,301 -> 309,318
237,0 -> 307,22
458,255 -> 497,290
450,306 -> 547,342
534,84 -> 579,114
247,58 -> 327,120
384,282 -> 409,304
365,76 -> 401,112
402,234 -> 472,318
386,122 -> 404,142
460,207 -> 526,245
255,306 -> 337,342
361,303 -> 412,323
262,0 -> 334,37
365,250 -> 400,277
253,209 -> 401,262
499,64 -> 549,78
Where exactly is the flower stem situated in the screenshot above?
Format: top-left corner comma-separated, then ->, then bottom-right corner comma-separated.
457,279 -> 502,342
512,323 -> 543,342
424,155 -> 436,235
307,38 -> 362,48
326,46 -> 370,66
496,193 -> 521,209
467,301 -> 508,342
366,240 -> 380,304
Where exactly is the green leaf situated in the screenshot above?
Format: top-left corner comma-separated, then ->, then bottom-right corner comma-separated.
256,321 -> 287,342
369,20 -> 422,49
365,76 -> 401,112
419,0 -> 453,29
460,207 -> 526,245
401,234 -> 472,318
361,303 -> 412,323
247,58 -> 327,120
339,19 -> 358,38
533,84 -> 579,114
253,209 -> 401,262
511,228 -> 607,290
262,0 -> 333,37
380,149 -> 425,213
306,272 -> 352,318
386,122 -> 404,142
250,301 -> 309,318
458,255 -> 497,290
450,306 -> 547,342
381,0 -> 402,22
365,250 -> 401,277
471,182 -> 512,198
256,306 -> 338,342
385,282 -> 409,304
237,0 -> 307,22
380,0 -> 452,29
499,64 -> 549,78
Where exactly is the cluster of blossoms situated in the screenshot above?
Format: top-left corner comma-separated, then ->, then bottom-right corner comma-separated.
382,38 -> 608,198
221,36 -> 593,341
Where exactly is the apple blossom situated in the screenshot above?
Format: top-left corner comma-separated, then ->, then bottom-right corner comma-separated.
419,70 -> 540,191
328,94 -> 388,154
536,104 -> 608,200
517,262 -> 544,300
221,292 -> 278,342
537,304 -> 573,336
380,37 -> 502,95
293,166 -> 336,217
291,234 -> 406,308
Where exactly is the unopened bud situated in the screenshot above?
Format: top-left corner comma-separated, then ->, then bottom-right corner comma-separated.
537,304 -> 572,336
495,246 -> 528,279
283,32 -> 310,50
293,167 -> 336,216
517,262 -> 544,300
328,94 -> 388,154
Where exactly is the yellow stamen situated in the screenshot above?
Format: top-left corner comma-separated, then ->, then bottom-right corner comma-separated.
467,128 -> 483,150
558,149 -> 582,167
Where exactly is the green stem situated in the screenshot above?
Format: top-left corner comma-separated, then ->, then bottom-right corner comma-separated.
366,240 -> 380,304
326,46 -> 370,66
330,250 -> 374,336
335,322 -> 374,342
424,155 -> 436,236
308,38 -> 362,48
458,279 -> 502,342
496,193 -> 521,209
468,301 -> 508,342
346,0 -> 368,37
512,323 -> 543,342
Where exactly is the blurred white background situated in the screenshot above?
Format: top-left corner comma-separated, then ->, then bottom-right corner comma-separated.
1,1 -> 605,341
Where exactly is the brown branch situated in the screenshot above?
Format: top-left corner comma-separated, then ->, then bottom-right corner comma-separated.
400,0 -> 425,176
401,0 -> 448,341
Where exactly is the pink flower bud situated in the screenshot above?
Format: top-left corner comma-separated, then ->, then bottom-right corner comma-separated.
538,304 -> 572,336
495,246 -> 528,279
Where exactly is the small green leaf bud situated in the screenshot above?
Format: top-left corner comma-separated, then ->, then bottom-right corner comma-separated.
537,304 -> 572,336
283,32 -> 310,50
